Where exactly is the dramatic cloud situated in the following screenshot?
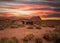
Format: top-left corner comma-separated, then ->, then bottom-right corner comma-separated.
44,13 -> 60,18
46,0 -> 60,1
0,1 -> 60,20
0,0 -> 60,2
28,7 -> 60,10
42,2 -> 60,7
0,0 -> 44,2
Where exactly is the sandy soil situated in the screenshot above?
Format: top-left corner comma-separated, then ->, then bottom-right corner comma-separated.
0,27 -> 55,43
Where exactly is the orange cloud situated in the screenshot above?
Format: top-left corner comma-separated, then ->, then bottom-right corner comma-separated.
0,2 -> 60,20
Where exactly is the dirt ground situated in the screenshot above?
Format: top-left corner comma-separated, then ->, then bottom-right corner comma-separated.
0,27 -> 55,43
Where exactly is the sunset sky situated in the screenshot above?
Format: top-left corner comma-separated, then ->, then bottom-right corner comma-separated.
0,0 -> 60,20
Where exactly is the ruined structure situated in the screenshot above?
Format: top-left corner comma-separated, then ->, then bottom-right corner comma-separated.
30,16 -> 42,25
21,16 -> 42,25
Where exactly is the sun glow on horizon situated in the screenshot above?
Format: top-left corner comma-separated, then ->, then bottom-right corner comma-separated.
42,18 -> 60,20
0,2 -> 60,20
